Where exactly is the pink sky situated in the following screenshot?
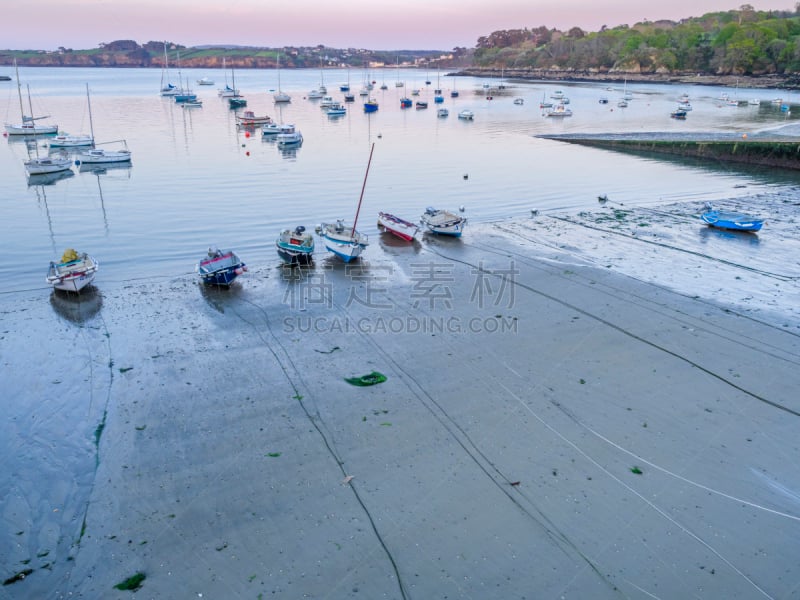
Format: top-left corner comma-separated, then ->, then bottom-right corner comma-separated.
6,1 -> 794,51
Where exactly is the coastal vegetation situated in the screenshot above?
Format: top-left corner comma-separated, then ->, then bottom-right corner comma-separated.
473,5 -> 800,76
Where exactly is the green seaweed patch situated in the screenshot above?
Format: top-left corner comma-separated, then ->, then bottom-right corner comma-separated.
3,569 -> 33,586
36,551 -> 49,558
345,371 -> 387,386
630,466 -> 643,475
114,572 -> 145,591
135,425 -> 146,431
119,367 -> 133,373
380,422 -> 392,427
266,452 -> 281,458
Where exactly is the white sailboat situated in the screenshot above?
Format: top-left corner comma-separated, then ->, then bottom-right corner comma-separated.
76,83 -> 132,165
273,53 -> 291,103
19,82 -> 71,176
5,59 -> 59,136
159,42 -> 179,96
317,144 -> 374,262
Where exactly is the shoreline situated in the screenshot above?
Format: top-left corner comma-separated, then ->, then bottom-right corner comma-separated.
2,194 -> 798,598
458,68 -> 800,90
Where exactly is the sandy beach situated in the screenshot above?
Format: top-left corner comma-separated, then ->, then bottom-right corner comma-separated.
2,194 -> 799,599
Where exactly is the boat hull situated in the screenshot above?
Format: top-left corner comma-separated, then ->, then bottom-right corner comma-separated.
420,209 -> 466,237
319,223 -> 368,262
77,149 -> 132,164
47,254 -> 98,293
5,123 -> 59,135
701,211 -> 763,232
276,228 -> 315,265
197,250 -> 247,286
377,212 -> 418,242
25,157 -> 72,175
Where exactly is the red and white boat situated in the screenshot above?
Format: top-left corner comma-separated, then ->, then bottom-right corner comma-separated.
236,110 -> 273,126
377,211 -> 418,242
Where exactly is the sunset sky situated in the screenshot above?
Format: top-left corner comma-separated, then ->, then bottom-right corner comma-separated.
6,1 -> 795,51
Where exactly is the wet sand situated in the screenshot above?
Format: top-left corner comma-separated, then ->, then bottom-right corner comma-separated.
2,194 -> 799,599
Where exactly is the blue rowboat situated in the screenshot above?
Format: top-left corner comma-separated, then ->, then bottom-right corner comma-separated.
700,210 -> 763,232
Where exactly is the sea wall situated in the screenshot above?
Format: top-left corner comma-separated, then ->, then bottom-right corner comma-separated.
545,136 -> 800,170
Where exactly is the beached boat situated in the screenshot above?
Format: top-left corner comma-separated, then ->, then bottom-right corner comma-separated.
670,109 -> 687,120
276,226 -> 315,265
46,248 -> 99,293
196,247 -> 247,286
236,110 -> 272,126
700,208 -> 763,232
317,143 -> 374,262
458,109 -> 474,120
377,211 -> 418,242
420,207 -> 466,237
276,123 -> 303,146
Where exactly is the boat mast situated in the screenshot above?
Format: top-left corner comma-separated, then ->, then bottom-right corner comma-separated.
85,83 -> 95,145
351,142 -> 374,238
14,59 -> 25,122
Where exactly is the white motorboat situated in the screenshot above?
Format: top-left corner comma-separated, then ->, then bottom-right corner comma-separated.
420,207 -> 466,237
276,124 -> 303,146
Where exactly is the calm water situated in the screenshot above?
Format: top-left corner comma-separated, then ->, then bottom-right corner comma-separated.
3,66 -> 800,290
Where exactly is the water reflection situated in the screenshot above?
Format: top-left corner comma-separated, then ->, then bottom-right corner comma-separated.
49,287 -> 103,324
199,279 -> 245,314
698,224 -> 761,246
378,231 -> 423,254
27,169 -> 74,187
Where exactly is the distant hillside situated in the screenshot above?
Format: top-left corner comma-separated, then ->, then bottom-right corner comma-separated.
0,41 -> 469,70
472,6 -> 800,77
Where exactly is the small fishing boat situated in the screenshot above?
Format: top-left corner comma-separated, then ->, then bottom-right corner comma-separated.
513,97 -> 524,105
236,110 -> 272,126
197,76 -> 214,85
420,207 -> 466,237
317,143 -> 374,262
276,226 -> 314,265
400,97 -> 412,109
276,123 -> 303,146
437,107 -> 449,118
458,109 -> 474,120
364,98 -> 379,113
415,101 -> 428,109
325,102 -> 347,116
196,247 -> 247,286
317,220 -> 368,262
181,100 -> 203,108
262,122 -> 280,136
46,248 -> 99,293
700,207 -> 763,232
377,211 -> 419,242
670,109 -> 687,119
228,96 -> 247,109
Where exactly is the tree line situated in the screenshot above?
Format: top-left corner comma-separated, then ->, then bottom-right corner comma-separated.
473,5 -> 800,76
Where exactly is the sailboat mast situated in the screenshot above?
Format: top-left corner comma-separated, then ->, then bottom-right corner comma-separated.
14,59 -> 25,121
351,142 -> 375,236
26,85 -> 40,157
86,83 -> 95,144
